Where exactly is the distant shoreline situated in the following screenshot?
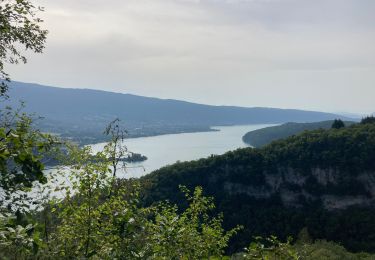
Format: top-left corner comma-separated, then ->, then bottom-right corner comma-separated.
66,126 -> 219,146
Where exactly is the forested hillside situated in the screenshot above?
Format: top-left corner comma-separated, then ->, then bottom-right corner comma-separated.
141,120 -> 375,253
243,120 -> 356,147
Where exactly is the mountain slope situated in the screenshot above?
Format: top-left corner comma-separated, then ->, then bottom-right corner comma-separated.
141,122 -> 375,253
5,81 -> 350,142
243,120 -> 356,147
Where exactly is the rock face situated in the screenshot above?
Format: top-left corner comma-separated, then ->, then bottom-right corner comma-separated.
223,167 -> 375,210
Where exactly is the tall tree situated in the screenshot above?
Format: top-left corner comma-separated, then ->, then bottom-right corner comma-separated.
331,119 -> 345,129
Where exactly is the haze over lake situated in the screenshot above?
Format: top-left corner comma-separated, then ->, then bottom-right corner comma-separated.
90,124 -> 272,178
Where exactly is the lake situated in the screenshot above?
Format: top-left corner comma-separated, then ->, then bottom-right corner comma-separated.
90,124 -> 272,178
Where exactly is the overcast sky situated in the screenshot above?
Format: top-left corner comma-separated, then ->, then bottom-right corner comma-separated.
7,0 -> 375,114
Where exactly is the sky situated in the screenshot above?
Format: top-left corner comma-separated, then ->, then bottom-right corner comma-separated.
7,0 -> 375,114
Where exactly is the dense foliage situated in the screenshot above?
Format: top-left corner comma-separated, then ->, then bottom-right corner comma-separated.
242,120 -> 355,147
331,119 -> 345,129
0,0 -> 47,95
239,237 -> 375,260
0,0 -> 52,210
142,122 -> 375,253
3,139 -> 375,259
361,116 -> 375,125
1,132 -> 241,259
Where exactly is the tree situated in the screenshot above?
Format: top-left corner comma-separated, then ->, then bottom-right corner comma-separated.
0,0 -> 52,201
146,186 -> 241,259
0,107 -> 59,210
331,119 -> 345,129
361,116 -> 375,125
34,123 -> 240,259
243,236 -> 299,260
0,3 -> 54,255
0,0 -> 48,96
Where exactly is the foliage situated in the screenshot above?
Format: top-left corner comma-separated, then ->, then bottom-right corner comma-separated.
103,118 -> 128,179
0,108 -> 59,259
0,121 -> 240,259
142,123 -> 375,253
235,238 -> 375,260
0,214 -> 32,259
242,236 -> 299,260
0,0 -> 47,95
44,141 -> 146,259
1,0 -> 54,215
295,240 -> 374,260
242,120 -> 354,147
146,185 -> 241,259
0,2 -> 55,258
0,109 -> 374,259
0,106 -> 59,211
331,119 -> 345,129
361,116 -> 375,125
46,131 -> 239,258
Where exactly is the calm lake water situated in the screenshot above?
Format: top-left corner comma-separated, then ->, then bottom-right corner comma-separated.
90,124 -> 272,178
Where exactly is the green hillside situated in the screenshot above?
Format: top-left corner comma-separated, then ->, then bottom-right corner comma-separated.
141,121 -> 375,253
243,120 -> 356,147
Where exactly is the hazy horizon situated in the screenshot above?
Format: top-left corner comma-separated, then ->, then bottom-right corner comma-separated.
7,0 -> 375,114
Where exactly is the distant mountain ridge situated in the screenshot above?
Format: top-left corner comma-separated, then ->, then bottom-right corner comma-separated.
4,81 -> 352,143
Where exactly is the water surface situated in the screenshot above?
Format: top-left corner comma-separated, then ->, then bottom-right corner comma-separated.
90,124 -> 272,178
